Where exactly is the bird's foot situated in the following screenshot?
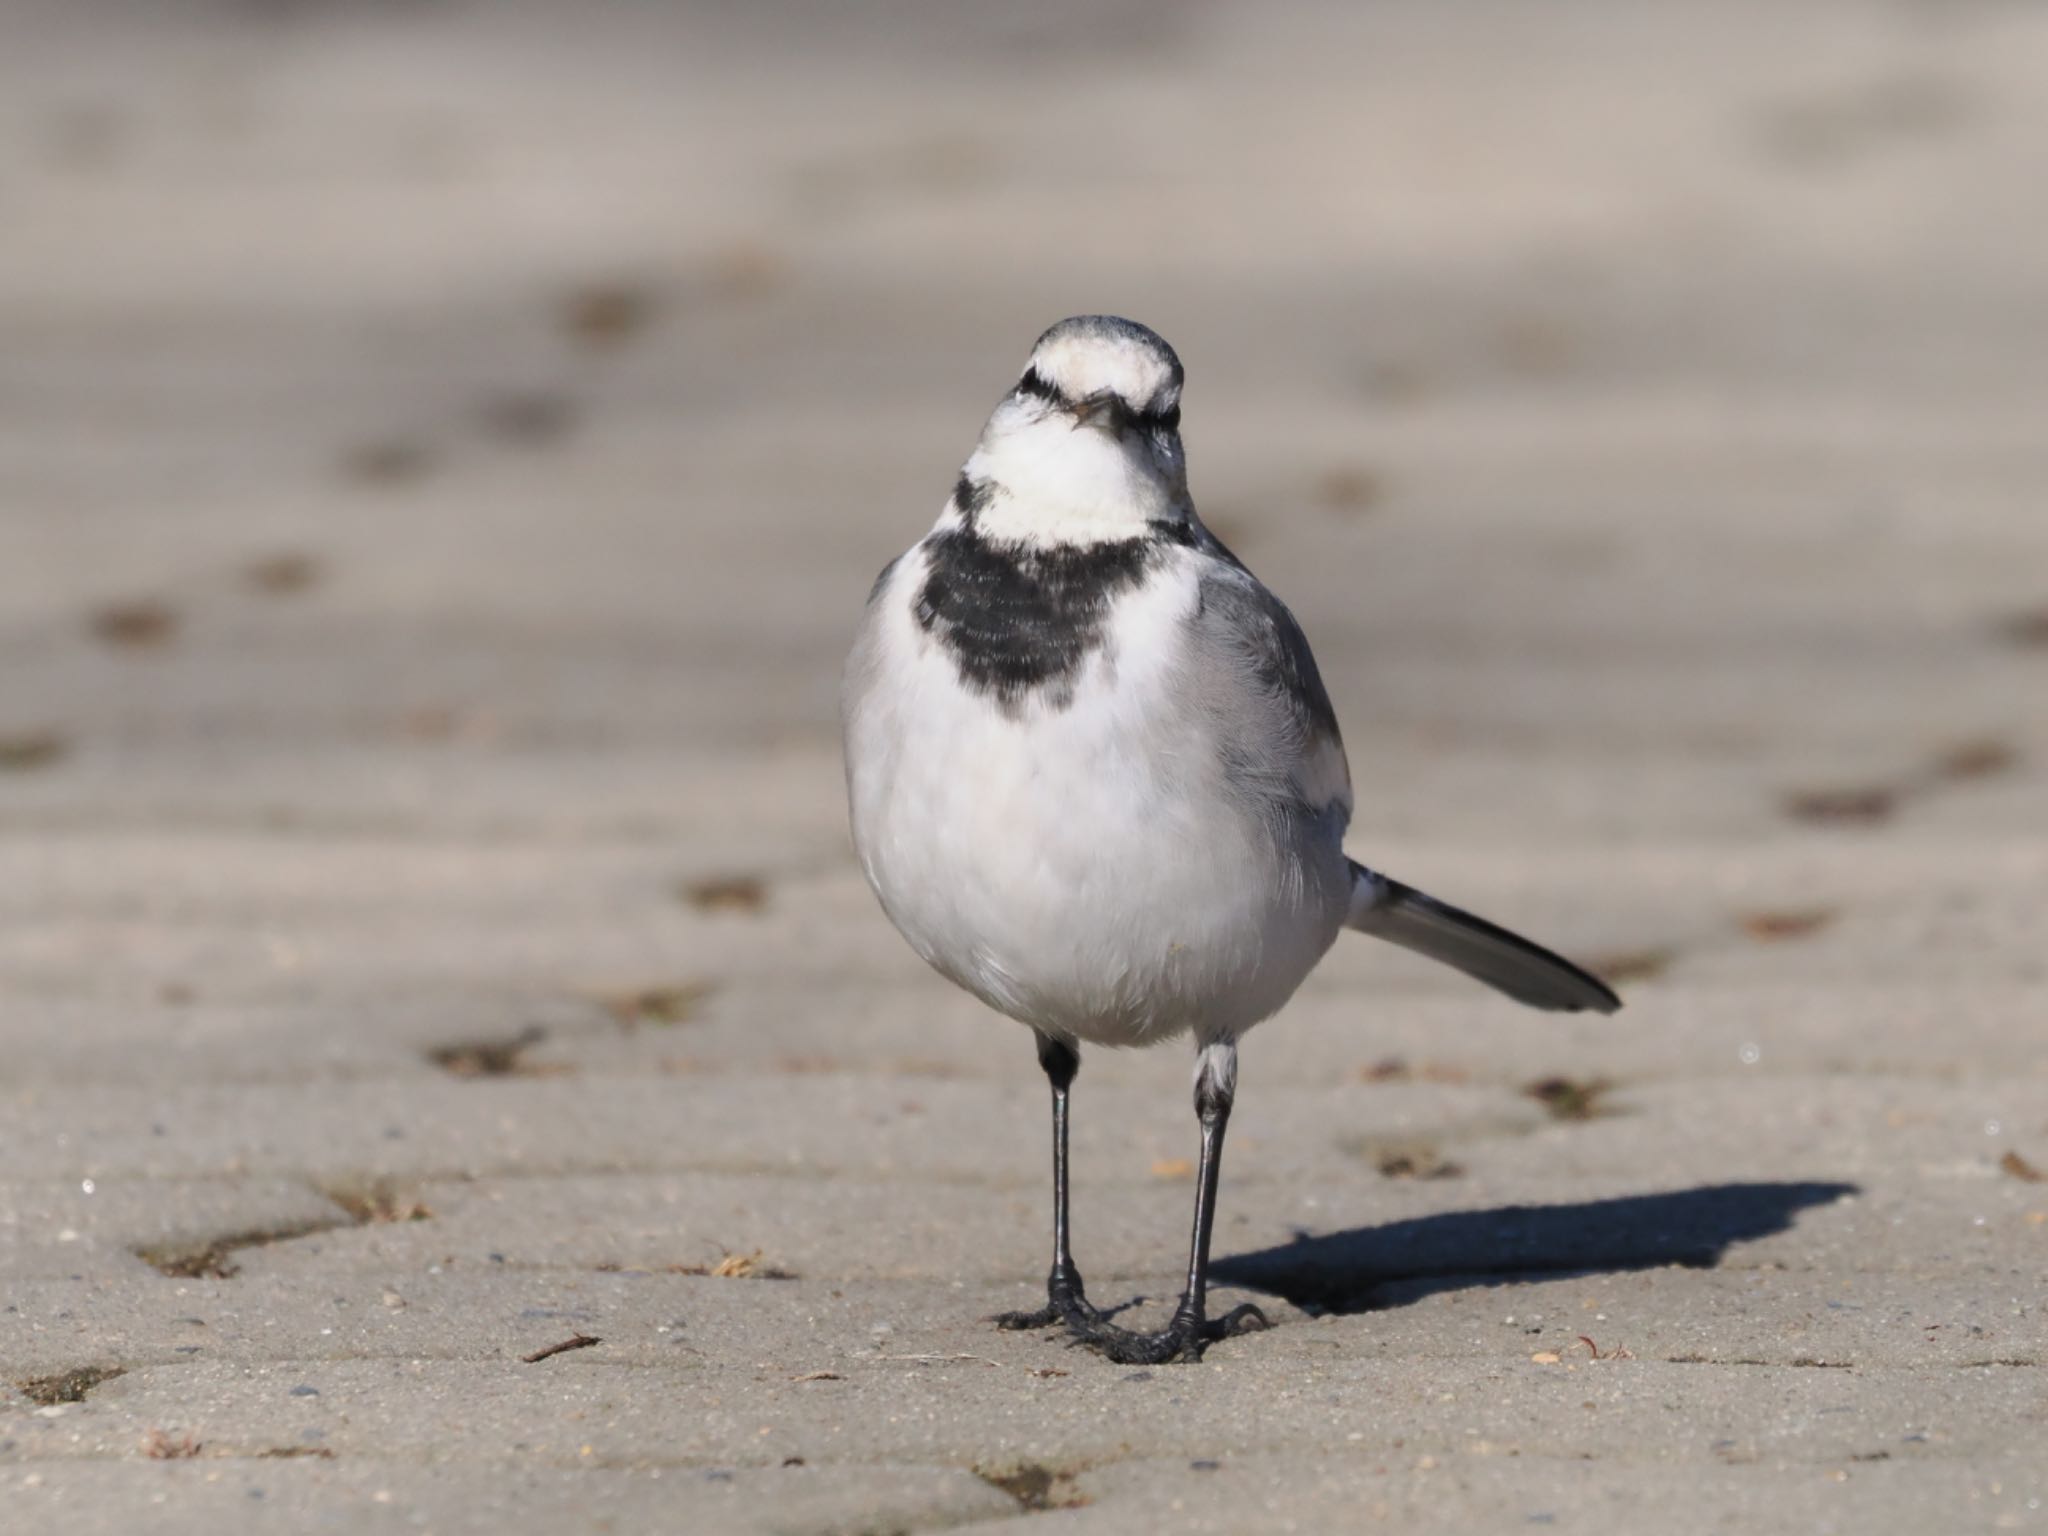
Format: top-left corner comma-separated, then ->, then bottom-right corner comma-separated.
1064,1301 -> 1269,1365
992,1302 -> 1066,1331
991,1267 -> 1101,1332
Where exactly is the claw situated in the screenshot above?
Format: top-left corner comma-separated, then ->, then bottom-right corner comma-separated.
1213,1302 -> 1269,1337
991,1274 -> 1105,1335
1055,1299 -> 1272,1364
991,1306 -> 1061,1331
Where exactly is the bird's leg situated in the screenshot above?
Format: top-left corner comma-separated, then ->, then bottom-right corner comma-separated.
1067,1038 -> 1268,1364
993,1033 -> 1102,1330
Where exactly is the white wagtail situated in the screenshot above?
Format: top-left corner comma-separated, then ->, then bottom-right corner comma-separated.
842,316 -> 1620,1364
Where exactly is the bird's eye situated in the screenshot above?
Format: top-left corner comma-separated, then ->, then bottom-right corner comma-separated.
1016,367 -> 1062,405
1157,403 -> 1181,431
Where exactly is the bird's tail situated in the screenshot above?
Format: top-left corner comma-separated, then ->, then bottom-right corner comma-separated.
1345,861 -> 1621,1014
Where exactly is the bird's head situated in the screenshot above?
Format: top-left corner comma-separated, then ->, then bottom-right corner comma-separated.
957,316 -> 1192,546
1016,314 -> 1184,437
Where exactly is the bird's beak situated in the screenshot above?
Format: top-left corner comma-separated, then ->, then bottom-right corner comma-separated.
1067,391 -> 1126,434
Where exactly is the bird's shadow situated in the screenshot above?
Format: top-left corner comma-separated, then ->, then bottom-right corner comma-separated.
1209,1181 -> 1859,1315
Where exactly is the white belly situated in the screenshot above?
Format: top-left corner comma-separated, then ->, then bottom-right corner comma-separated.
843,553 -> 1344,1047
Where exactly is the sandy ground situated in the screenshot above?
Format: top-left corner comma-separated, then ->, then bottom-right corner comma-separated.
3,1 -> 2046,1531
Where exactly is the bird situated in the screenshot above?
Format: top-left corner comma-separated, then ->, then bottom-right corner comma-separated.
841,315 -> 1620,1364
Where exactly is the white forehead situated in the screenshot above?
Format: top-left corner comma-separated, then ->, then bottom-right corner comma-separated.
1027,315 -> 1183,407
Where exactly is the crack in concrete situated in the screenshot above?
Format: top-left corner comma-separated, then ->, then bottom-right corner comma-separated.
134,1217 -> 354,1279
130,1176 -> 433,1278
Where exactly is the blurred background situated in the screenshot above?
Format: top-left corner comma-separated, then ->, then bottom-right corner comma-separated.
3,1 -> 2045,1109
5,8 -> 2048,1519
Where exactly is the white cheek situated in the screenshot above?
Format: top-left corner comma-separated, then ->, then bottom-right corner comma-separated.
966,420 -> 1169,544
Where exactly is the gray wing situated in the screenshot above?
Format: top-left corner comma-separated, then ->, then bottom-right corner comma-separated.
1186,542 -> 1621,1017
1186,553 -> 1352,828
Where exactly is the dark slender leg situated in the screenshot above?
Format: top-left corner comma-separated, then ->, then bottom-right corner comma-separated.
1066,1039 -> 1268,1364
993,1033 -> 1103,1330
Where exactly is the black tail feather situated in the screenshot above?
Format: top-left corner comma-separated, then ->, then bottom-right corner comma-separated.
1345,862 -> 1622,1014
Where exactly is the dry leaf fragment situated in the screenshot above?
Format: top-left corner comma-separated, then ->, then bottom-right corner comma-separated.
564,283 -> 656,348
143,1429 -> 203,1459
1999,1150 -> 2045,1183
1360,1139 -> 1463,1180
666,1249 -> 795,1280
1933,739 -> 2017,781
1992,607 -> 2048,649
1149,1158 -> 1193,1180
521,1333 -> 601,1363
1783,787 -> 1896,826
1523,1076 -> 1615,1121
681,874 -> 768,913
1572,1335 -> 1633,1361
342,439 -> 436,485
1530,1351 -> 1562,1365
427,1026 -> 549,1078
321,1177 -> 432,1224
1738,909 -> 1836,942
479,390 -> 578,445
0,732 -> 68,771
597,982 -> 716,1027
245,553 -> 323,594
90,599 -> 178,649
1318,466 -> 1383,513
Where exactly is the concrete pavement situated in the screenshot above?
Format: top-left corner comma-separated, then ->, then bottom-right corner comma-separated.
3,2 -> 2046,1530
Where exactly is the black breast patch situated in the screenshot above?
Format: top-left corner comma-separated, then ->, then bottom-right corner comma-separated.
914,525 -> 1158,712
